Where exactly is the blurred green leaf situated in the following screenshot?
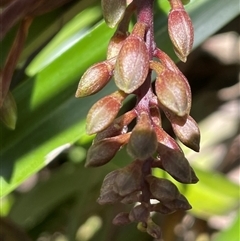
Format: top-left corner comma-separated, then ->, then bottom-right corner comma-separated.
213,211 -> 240,241
154,167 -> 239,219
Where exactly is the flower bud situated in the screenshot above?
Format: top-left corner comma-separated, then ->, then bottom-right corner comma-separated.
168,7 -> 194,62
114,36 -> 149,93
172,115 -> 200,152
86,91 -> 127,135
97,170 -> 122,205
75,60 -> 114,97
101,0 -> 126,28
127,112 -> 158,160
154,125 -> 180,150
146,175 -> 180,202
151,203 -> 175,214
146,219 -> 162,240
129,203 -> 150,223
94,110 -> 136,142
163,194 -> 192,211
0,91 -> 17,130
85,133 -> 130,167
121,191 -> 141,204
107,30 -> 129,59
156,143 -> 198,184
113,160 -> 142,197
112,212 -> 131,226
155,69 -> 191,117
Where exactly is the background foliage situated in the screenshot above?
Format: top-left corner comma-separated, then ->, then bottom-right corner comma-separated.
0,0 -> 239,240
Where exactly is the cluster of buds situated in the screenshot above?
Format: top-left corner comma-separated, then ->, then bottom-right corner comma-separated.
75,0 -> 199,239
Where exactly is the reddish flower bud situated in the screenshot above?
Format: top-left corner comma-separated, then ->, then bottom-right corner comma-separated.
151,202 -> 175,215
85,133 -> 130,167
107,30 -> 129,59
113,160 -> 142,196
146,219 -> 162,240
97,170 -> 122,205
86,91 -> 127,135
112,212 -> 131,226
168,7 -> 194,62
154,125 -> 180,150
114,36 -> 149,93
156,143 -> 198,184
101,0 -> 126,28
129,203 -> 150,223
121,191 -> 141,204
163,194 -> 192,211
155,69 -> 191,117
172,115 -> 200,152
127,112 -> 158,160
146,175 -> 180,202
75,60 -> 114,97
94,110 -> 136,142
0,91 -> 17,130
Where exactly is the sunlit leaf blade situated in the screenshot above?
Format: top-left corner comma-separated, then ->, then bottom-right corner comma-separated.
0,21 -> 115,197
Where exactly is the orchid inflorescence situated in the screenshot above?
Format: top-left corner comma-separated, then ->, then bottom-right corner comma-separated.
75,0 -> 200,239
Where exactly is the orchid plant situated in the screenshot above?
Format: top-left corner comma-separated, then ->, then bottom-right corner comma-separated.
75,0 -> 200,239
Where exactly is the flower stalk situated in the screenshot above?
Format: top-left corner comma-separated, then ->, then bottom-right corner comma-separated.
76,0 -> 200,239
